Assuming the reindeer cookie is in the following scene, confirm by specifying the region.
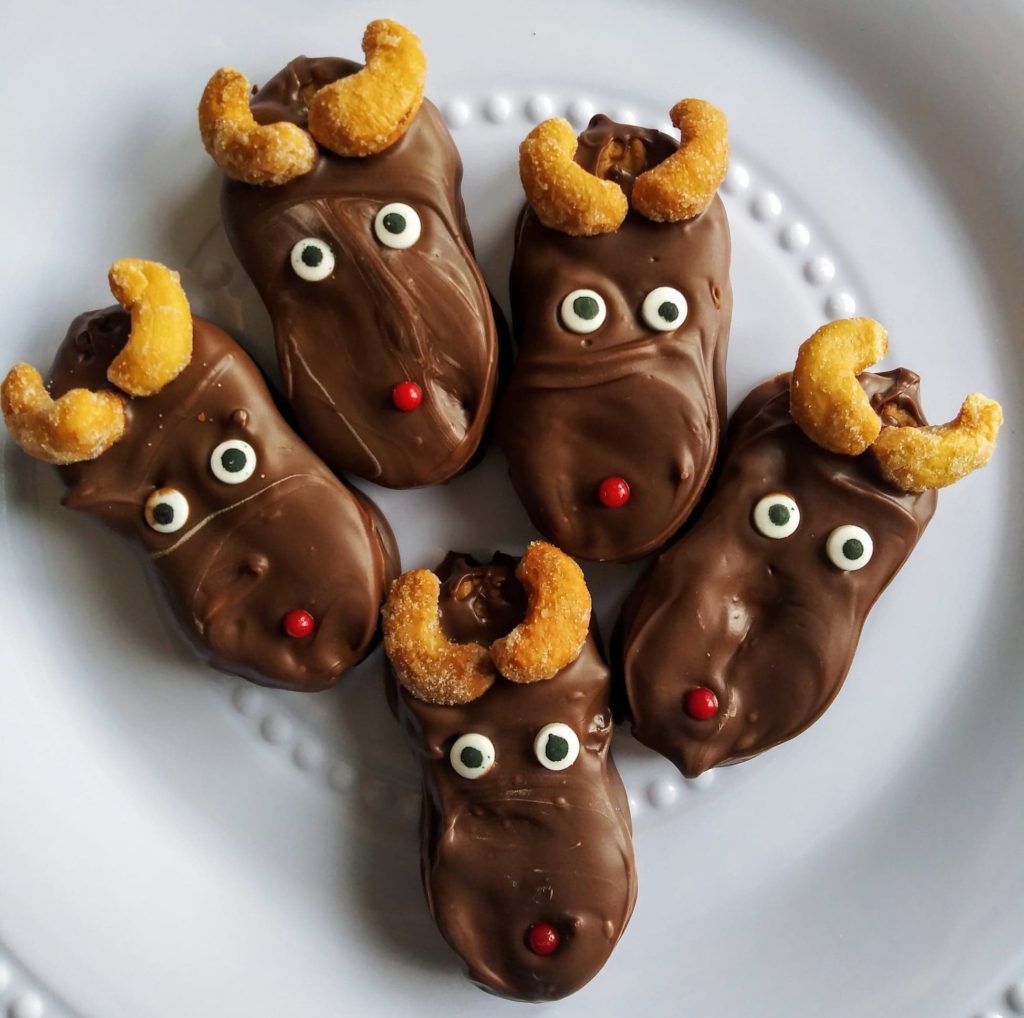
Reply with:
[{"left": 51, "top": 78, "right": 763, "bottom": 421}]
[
  {"left": 618, "top": 319, "right": 1002, "bottom": 776},
  {"left": 382, "top": 542, "right": 636, "bottom": 1002},
  {"left": 2, "top": 260, "right": 398, "bottom": 690},
  {"left": 198, "top": 20, "right": 502, "bottom": 488},
  {"left": 496, "top": 103, "right": 732, "bottom": 561}
]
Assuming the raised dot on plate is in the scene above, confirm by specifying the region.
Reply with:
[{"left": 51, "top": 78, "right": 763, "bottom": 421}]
[
  {"left": 8, "top": 994, "right": 44, "bottom": 1018},
  {"left": 525, "top": 94, "right": 553, "bottom": 121},
  {"left": 751, "top": 191, "right": 782, "bottom": 221},
  {"left": 293, "top": 739, "right": 325, "bottom": 772},
  {"left": 484, "top": 94, "right": 511, "bottom": 122},
  {"left": 974, "top": 1012, "right": 1005, "bottom": 1018},
  {"left": 231, "top": 683, "right": 264, "bottom": 718},
  {"left": 0, "top": 965, "right": 9, "bottom": 992},
  {"left": 328, "top": 761, "right": 356, "bottom": 793},
  {"left": 688, "top": 770, "right": 716, "bottom": 790},
  {"left": 613, "top": 108, "right": 636, "bottom": 124},
  {"left": 565, "top": 98, "right": 595, "bottom": 128},
  {"left": 804, "top": 256, "right": 836, "bottom": 285},
  {"left": 259, "top": 714, "right": 292, "bottom": 746},
  {"left": 1007, "top": 982, "right": 1024, "bottom": 1012},
  {"left": 646, "top": 778, "right": 679, "bottom": 809},
  {"left": 360, "top": 779, "right": 391, "bottom": 807},
  {"left": 627, "top": 796, "right": 641, "bottom": 817},
  {"left": 779, "top": 222, "right": 811, "bottom": 251},
  {"left": 826, "top": 292, "right": 857, "bottom": 317},
  {"left": 721, "top": 162, "right": 751, "bottom": 194},
  {"left": 443, "top": 99, "right": 471, "bottom": 129}
]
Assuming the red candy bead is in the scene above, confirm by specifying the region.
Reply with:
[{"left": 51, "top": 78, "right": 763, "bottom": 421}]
[
  {"left": 684, "top": 686, "right": 719, "bottom": 720},
  {"left": 283, "top": 609, "right": 315, "bottom": 639},
  {"left": 598, "top": 476, "right": 631, "bottom": 508},
  {"left": 391, "top": 380, "right": 423, "bottom": 412},
  {"left": 526, "top": 922, "right": 560, "bottom": 956}
]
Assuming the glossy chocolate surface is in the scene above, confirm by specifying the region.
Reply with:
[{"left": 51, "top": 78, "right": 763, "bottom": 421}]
[
  {"left": 618, "top": 370, "right": 937, "bottom": 776},
  {"left": 50, "top": 308, "right": 398, "bottom": 690},
  {"left": 497, "top": 115, "right": 732, "bottom": 561},
  {"left": 390, "top": 553, "right": 636, "bottom": 1001},
  {"left": 221, "top": 56, "right": 500, "bottom": 488}
]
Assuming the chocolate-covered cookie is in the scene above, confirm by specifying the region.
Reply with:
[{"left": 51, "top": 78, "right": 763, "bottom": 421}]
[
  {"left": 2, "top": 261, "right": 398, "bottom": 690},
  {"left": 618, "top": 319, "right": 1002, "bottom": 776},
  {"left": 382, "top": 545, "right": 636, "bottom": 1001},
  {"left": 200, "top": 21, "right": 501, "bottom": 488},
  {"left": 497, "top": 104, "right": 732, "bottom": 561}
]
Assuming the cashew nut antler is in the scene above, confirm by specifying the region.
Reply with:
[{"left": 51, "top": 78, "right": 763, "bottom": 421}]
[
  {"left": 2, "top": 259, "right": 193, "bottom": 465},
  {"left": 631, "top": 99, "right": 729, "bottom": 223},
  {"left": 789, "top": 318, "right": 1003, "bottom": 490},
  {"left": 519, "top": 118, "right": 629, "bottom": 237},
  {"left": 491, "top": 541, "right": 591, "bottom": 684},
  {"left": 308, "top": 19, "right": 427, "bottom": 157},
  {"left": 383, "top": 570, "right": 496, "bottom": 706}
]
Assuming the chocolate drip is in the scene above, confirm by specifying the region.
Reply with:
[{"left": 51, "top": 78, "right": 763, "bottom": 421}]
[
  {"left": 618, "top": 370, "right": 937, "bottom": 776},
  {"left": 221, "top": 56, "right": 501, "bottom": 488},
  {"left": 50, "top": 308, "right": 398, "bottom": 690},
  {"left": 389, "top": 553, "right": 637, "bottom": 1001},
  {"left": 497, "top": 115, "right": 732, "bottom": 561}
]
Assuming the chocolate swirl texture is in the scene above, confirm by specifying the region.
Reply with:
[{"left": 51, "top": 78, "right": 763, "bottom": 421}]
[
  {"left": 220, "top": 57, "right": 500, "bottom": 488},
  {"left": 497, "top": 115, "right": 732, "bottom": 561},
  {"left": 618, "top": 370, "right": 937, "bottom": 776},
  {"left": 50, "top": 308, "right": 398, "bottom": 690},
  {"left": 389, "top": 552, "right": 636, "bottom": 1001}
]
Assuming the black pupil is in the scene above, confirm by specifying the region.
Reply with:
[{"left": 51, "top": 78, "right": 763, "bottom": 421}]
[
  {"left": 658, "top": 300, "right": 680, "bottom": 322},
  {"left": 545, "top": 734, "right": 570, "bottom": 762},
  {"left": 221, "top": 448, "right": 247, "bottom": 473},
  {"left": 768, "top": 503, "right": 791, "bottom": 527},
  {"left": 842, "top": 538, "right": 864, "bottom": 561},
  {"left": 152, "top": 502, "right": 174, "bottom": 526},
  {"left": 573, "top": 295, "right": 600, "bottom": 320},
  {"left": 382, "top": 212, "right": 406, "bottom": 234},
  {"left": 301, "top": 244, "right": 324, "bottom": 267},
  {"left": 460, "top": 745, "right": 484, "bottom": 770}
]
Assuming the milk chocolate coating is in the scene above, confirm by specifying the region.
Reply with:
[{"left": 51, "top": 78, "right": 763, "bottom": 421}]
[
  {"left": 497, "top": 115, "right": 732, "bottom": 561},
  {"left": 220, "top": 56, "right": 500, "bottom": 488},
  {"left": 50, "top": 308, "right": 399, "bottom": 690},
  {"left": 618, "top": 370, "right": 937, "bottom": 776},
  {"left": 389, "top": 553, "right": 636, "bottom": 1001}
]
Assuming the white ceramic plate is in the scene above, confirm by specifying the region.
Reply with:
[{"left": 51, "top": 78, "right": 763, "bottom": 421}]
[{"left": 1, "top": 2, "right": 1022, "bottom": 1016}]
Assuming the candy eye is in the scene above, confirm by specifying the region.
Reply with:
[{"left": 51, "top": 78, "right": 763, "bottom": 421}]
[
  {"left": 534, "top": 723, "right": 580, "bottom": 771},
  {"left": 374, "top": 202, "right": 421, "bottom": 249},
  {"left": 641, "top": 286, "right": 688, "bottom": 331},
  {"left": 560, "top": 289, "right": 607, "bottom": 334},
  {"left": 449, "top": 733, "right": 495, "bottom": 779},
  {"left": 752, "top": 494, "right": 800, "bottom": 539},
  {"left": 210, "top": 439, "right": 257, "bottom": 485},
  {"left": 290, "top": 238, "right": 335, "bottom": 282},
  {"left": 826, "top": 525, "right": 874, "bottom": 571},
  {"left": 144, "top": 487, "right": 189, "bottom": 533}
]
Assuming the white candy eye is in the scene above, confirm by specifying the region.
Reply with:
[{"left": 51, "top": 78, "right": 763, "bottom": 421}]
[
  {"left": 450, "top": 733, "right": 495, "bottom": 779},
  {"left": 826, "top": 524, "right": 874, "bottom": 571},
  {"left": 753, "top": 494, "right": 800, "bottom": 539},
  {"left": 374, "top": 203, "right": 421, "bottom": 249},
  {"left": 534, "top": 723, "right": 580, "bottom": 771},
  {"left": 144, "top": 487, "right": 189, "bottom": 533},
  {"left": 290, "top": 238, "right": 335, "bottom": 281},
  {"left": 641, "top": 286, "right": 688, "bottom": 331},
  {"left": 210, "top": 439, "right": 257, "bottom": 484},
  {"left": 560, "top": 289, "right": 607, "bottom": 334}
]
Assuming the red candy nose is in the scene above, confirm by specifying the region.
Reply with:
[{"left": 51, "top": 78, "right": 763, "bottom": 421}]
[
  {"left": 598, "top": 476, "right": 631, "bottom": 508},
  {"left": 283, "top": 609, "right": 315, "bottom": 639},
  {"left": 391, "top": 380, "right": 423, "bottom": 412},
  {"left": 526, "top": 922, "right": 560, "bottom": 956},
  {"left": 684, "top": 686, "right": 719, "bottom": 720}
]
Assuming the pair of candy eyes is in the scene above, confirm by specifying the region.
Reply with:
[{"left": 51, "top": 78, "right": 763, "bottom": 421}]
[
  {"left": 560, "top": 286, "right": 687, "bottom": 335},
  {"left": 142, "top": 439, "right": 257, "bottom": 534},
  {"left": 449, "top": 724, "right": 580, "bottom": 779},
  {"left": 290, "top": 202, "right": 420, "bottom": 281},
  {"left": 752, "top": 494, "right": 873, "bottom": 571}
]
